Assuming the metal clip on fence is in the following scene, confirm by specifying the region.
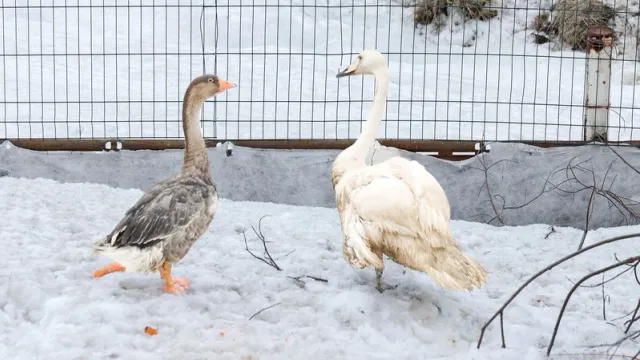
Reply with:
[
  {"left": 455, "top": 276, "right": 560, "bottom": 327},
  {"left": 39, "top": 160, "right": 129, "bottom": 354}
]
[
  {"left": 216, "top": 141, "right": 234, "bottom": 157},
  {"left": 474, "top": 142, "right": 491, "bottom": 155},
  {"left": 103, "top": 140, "right": 122, "bottom": 152}
]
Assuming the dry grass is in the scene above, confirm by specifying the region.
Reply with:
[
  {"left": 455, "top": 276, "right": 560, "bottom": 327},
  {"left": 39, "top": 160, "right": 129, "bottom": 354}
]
[
  {"left": 532, "top": 0, "right": 617, "bottom": 50},
  {"left": 409, "top": 0, "right": 498, "bottom": 30}
]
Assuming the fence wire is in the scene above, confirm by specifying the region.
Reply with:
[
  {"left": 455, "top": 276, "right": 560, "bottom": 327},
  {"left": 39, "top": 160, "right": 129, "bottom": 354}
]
[{"left": 1, "top": 0, "right": 639, "bottom": 143}]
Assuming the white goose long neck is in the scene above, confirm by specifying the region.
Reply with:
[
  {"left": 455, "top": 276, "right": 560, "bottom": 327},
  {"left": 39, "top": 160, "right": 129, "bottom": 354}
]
[{"left": 348, "top": 68, "right": 389, "bottom": 164}]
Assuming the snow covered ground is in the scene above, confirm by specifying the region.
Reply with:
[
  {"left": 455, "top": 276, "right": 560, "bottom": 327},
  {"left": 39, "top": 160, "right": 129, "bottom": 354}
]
[
  {"left": 1, "top": 0, "right": 640, "bottom": 142},
  {"left": 2, "top": 176, "right": 639, "bottom": 359}
]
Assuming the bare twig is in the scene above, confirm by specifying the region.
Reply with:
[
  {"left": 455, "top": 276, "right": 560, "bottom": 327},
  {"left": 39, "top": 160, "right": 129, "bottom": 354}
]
[
  {"left": 545, "top": 225, "right": 557, "bottom": 239},
  {"left": 568, "top": 265, "right": 636, "bottom": 289},
  {"left": 474, "top": 154, "right": 509, "bottom": 224},
  {"left": 547, "top": 256, "right": 640, "bottom": 356},
  {"left": 578, "top": 187, "right": 597, "bottom": 250},
  {"left": 549, "top": 352, "right": 639, "bottom": 359},
  {"left": 474, "top": 154, "right": 640, "bottom": 230},
  {"left": 471, "top": 155, "right": 563, "bottom": 225},
  {"left": 287, "top": 275, "right": 329, "bottom": 289},
  {"left": 606, "top": 145, "right": 640, "bottom": 176},
  {"left": 242, "top": 215, "right": 283, "bottom": 271},
  {"left": 588, "top": 329, "right": 640, "bottom": 359},
  {"left": 477, "top": 232, "right": 640, "bottom": 349},
  {"left": 288, "top": 275, "right": 328, "bottom": 283},
  {"left": 624, "top": 298, "right": 640, "bottom": 334},
  {"left": 607, "top": 306, "right": 640, "bottom": 325},
  {"left": 602, "top": 273, "right": 610, "bottom": 321},
  {"left": 249, "top": 302, "right": 281, "bottom": 320},
  {"left": 551, "top": 157, "right": 640, "bottom": 232},
  {"left": 563, "top": 261, "right": 640, "bottom": 324},
  {"left": 476, "top": 153, "right": 640, "bottom": 352},
  {"left": 275, "top": 249, "right": 296, "bottom": 260}
]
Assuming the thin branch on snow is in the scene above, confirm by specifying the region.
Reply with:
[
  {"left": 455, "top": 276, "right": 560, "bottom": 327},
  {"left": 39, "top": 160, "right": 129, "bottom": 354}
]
[
  {"left": 476, "top": 232, "right": 640, "bottom": 350},
  {"left": 249, "top": 302, "right": 281, "bottom": 320},
  {"left": 472, "top": 155, "right": 510, "bottom": 225},
  {"left": 470, "top": 154, "right": 566, "bottom": 225},
  {"left": 567, "top": 262, "right": 637, "bottom": 290},
  {"left": 242, "top": 215, "right": 283, "bottom": 271},
  {"left": 275, "top": 249, "right": 296, "bottom": 260},
  {"left": 475, "top": 152, "right": 640, "bottom": 354},
  {"left": 595, "top": 261, "right": 640, "bottom": 338},
  {"left": 551, "top": 351, "right": 640, "bottom": 359},
  {"left": 606, "top": 144, "right": 640, "bottom": 176},
  {"left": 586, "top": 329, "right": 640, "bottom": 359},
  {"left": 544, "top": 225, "right": 556, "bottom": 240},
  {"left": 240, "top": 217, "right": 328, "bottom": 289},
  {"left": 472, "top": 154, "right": 640, "bottom": 234},
  {"left": 287, "top": 275, "right": 329, "bottom": 289},
  {"left": 548, "top": 156, "right": 640, "bottom": 250},
  {"left": 564, "top": 253, "right": 640, "bottom": 322},
  {"left": 602, "top": 273, "right": 610, "bottom": 321},
  {"left": 624, "top": 299, "right": 640, "bottom": 335},
  {"left": 578, "top": 187, "right": 597, "bottom": 250},
  {"left": 555, "top": 157, "right": 639, "bottom": 250},
  {"left": 547, "top": 256, "right": 640, "bottom": 356}
]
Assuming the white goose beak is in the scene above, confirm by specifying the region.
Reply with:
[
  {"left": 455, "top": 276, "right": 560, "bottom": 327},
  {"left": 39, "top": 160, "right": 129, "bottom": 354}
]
[
  {"left": 336, "top": 65, "right": 357, "bottom": 78},
  {"left": 336, "top": 62, "right": 359, "bottom": 78}
]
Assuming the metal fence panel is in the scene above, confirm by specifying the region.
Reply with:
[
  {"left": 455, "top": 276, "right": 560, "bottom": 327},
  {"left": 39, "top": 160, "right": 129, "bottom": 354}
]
[{"left": 1, "top": 0, "right": 639, "bottom": 143}]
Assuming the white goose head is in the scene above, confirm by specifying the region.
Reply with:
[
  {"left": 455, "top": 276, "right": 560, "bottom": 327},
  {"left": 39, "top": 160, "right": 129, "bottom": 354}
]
[{"left": 336, "top": 49, "right": 388, "bottom": 78}]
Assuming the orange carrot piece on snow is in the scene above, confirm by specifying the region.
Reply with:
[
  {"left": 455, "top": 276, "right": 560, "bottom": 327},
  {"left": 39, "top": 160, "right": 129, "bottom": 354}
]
[{"left": 144, "top": 326, "right": 158, "bottom": 336}]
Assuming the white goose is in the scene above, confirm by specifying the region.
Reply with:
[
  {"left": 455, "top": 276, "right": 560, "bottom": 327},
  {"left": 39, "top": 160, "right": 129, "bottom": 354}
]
[{"left": 332, "top": 50, "right": 488, "bottom": 293}]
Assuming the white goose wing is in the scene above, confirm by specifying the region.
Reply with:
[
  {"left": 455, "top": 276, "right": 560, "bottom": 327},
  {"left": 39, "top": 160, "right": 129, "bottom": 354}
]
[
  {"left": 341, "top": 156, "right": 454, "bottom": 249},
  {"left": 338, "top": 157, "right": 489, "bottom": 290}
]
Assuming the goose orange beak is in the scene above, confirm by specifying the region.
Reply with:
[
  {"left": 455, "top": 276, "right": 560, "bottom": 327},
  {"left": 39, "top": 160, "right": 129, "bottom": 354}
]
[{"left": 218, "top": 78, "right": 237, "bottom": 93}]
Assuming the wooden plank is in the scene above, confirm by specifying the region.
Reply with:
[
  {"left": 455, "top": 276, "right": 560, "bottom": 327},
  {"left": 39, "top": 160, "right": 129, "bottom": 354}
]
[
  {"left": 4, "top": 138, "right": 479, "bottom": 152},
  {"left": 2, "top": 138, "right": 636, "bottom": 160}
]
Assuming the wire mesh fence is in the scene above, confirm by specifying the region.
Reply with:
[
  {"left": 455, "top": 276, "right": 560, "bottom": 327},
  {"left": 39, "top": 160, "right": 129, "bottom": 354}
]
[{"left": 0, "top": 0, "right": 639, "bottom": 144}]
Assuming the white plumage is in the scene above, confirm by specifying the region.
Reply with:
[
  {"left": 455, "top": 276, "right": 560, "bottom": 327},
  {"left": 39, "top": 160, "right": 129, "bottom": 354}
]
[{"left": 332, "top": 50, "right": 488, "bottom": 292}]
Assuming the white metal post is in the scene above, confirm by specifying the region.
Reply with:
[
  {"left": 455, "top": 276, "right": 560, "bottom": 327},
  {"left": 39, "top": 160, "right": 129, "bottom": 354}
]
[{"left": 584, "top": 25, "right": 614, "bottom": 142}]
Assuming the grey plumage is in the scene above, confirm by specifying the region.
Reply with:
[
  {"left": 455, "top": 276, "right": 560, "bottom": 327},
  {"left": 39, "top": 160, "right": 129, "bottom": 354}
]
[
  {"left": 91, "top": 74, "right": 236, "bottom": 293},
  {"left": 93, "top": 174, "right": 217, "bottom": 271}
]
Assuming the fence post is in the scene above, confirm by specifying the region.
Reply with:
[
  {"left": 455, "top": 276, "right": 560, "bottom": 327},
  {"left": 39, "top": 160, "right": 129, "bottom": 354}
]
[{"left": 584, "top": 25, "right": 614, "bottom": 142}]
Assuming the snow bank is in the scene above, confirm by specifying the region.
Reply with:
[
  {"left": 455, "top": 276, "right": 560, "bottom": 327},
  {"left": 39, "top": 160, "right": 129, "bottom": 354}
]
[{"left": 1, "top": 176, "right": 638, "bottom": 359}]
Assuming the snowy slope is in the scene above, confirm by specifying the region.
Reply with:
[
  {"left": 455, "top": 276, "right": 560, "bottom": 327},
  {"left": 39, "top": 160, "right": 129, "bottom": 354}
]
[
  {"left": 0, "top": 0, "right": 639, "bottom": 142},
  {"left": 1, "top": 176, "right": 639, "bottom": 359}
]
